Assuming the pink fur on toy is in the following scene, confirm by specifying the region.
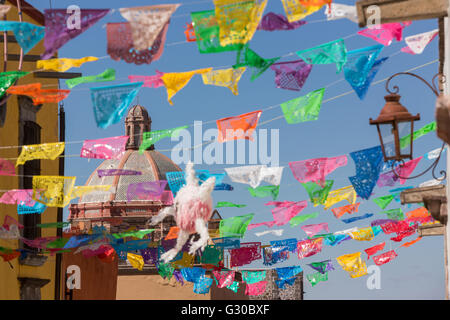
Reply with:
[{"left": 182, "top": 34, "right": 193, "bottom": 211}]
[{"left": 177, "top": 199, "right": 213, "bottom": 233}]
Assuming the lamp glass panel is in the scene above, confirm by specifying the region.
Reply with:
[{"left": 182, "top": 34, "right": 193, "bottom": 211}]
[
  {"left": 398, "top": 120, "right": 412, "bottom": 156},
  {"left": 379, "top": 122, "right": 396, "bottom": 159}
]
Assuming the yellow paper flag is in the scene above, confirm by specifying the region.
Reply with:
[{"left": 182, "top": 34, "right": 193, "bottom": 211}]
[
  {"left": 350, "top": 227, "right": 375, "bottom": 241},
  {"left": 37, "top": 56, "right": 99, "bottom": 72},
  {"left": 171, "top": 252, "right": 195, "bottom": 268},
  {"left": 323, "top": 185, "right": 357, "bottom": 210},
  {"left": 16, "top": 142, "right": 65, "bottom": 167},
  {"left": 32, "top": 175, "right": 76, "bottom": 208},
  {"left": 214, "top": 0, "right": 267, "bottom": 46},
  {"left": 336, "top": 252, "right": 368, "bottom": 278},
  {"left": 201, "top": 67, "right": 246, "bottom": 95},
  {"left": 161, "top": 68, "right": 212, "bottom": 105},
  {"left": 69, "top": 185, "right": 112, "bottom": 201},
  {"left": 127, "top": 253, "right": 144, "bottom": 271},
  {"left": 281, "top": 0, "right": 324, "bottom": 22}
]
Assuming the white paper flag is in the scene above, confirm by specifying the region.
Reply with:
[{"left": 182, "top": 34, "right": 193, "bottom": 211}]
[
  {"left": 425, "top": 147, "right": 444, "bottom": 160},
  {"left": 334, "top": 227, "right": 358, "bottom": 235},
  {"left": 324, "top": 3, "right": 358, "bottom": 23},
  {"left": 255, "top": 229, "right": 285, "bottom": 237},
  {"left": 419, "top": 179, "right": 442, "bottom": 188},
  {"left": 225, "top": 165, "right": 284, "bottom": 188},
  {"left": 401, "top": 29, "right": 438, "bottom": 55}
]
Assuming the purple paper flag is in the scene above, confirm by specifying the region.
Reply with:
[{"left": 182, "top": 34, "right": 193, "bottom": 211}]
[
  {"left": 270, "top": 60, "right": 312, "bottom": 91},
  {"left": 258, "top": 12, "right": 307, "bottom": 31},
  {"left": 126, "top": 181, "right": 168, "bottom": 201},
  {"left": 42, "top": 9, "right": 110, "bottom": 59},
  {"left": 97, "top": 169, "right": 142, "bottom": 178}
]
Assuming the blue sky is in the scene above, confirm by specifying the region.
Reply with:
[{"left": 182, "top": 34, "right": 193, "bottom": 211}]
[{"left": 27, "top": 0, "right": 446, "bottom": 299}]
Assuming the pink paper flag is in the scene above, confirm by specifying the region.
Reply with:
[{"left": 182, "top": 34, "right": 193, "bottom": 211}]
[
  {"left": 21, "top": 236, "right": 58, "bottom": 249},
  {"left": 0, "top": 189, "right": 35, "bottom": 206},
  {"left": 245, "top": 281, "right": 268, "bottom": 296},
  {"left": 247, "top": 221, "right": 276, "bottom": 230},
  {"left": 297, "top": 238, "right": 323, "bottom": 259},
  {"left": 357, "top": 22, "right": 411, "bottom": 46},
  {"left": 377, "top": 171, "right": 398, "bottom": 187},
  {"left": 230, "top": 242, "right": 261, "bottom": 267},
  {"left": 266, "top": 200, "right": 308, "bottom": 226},
  {"left": 80, "top": 135, "right": 129, "bottom": 160},
  {"left": 0, "top": 158, "right": 15, "bottom": 176},
  {"left": 212, "top": 270, "right": 235, "bottom": 288},
  {"left": 372, "top": 250, "right": 398, "bottom": 266},
  {"left": 397, "top": 157, "right": 422, "bottom": 184},
  {"left": 128, "top": 71, "right": 165, "bottom": 88},
  {"left": 3, "top": 215, "right": 24, "bottom": 231},
  {"left": 301, "top": 222, "right": 329, "bottom": 237},
  {"left": 289, "top": 155, "right": 347, "bottom": 186}
]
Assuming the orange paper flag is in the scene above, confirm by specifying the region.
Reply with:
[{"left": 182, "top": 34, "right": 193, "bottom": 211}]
[
  {"left": 331, "top": 203, "right": 360, "bottom": 219},
  {"left": 7, "top": 83, "right": 70, "bottom": 105},
  {"left": 401, "top": 237, "right": 422, "bottom": 248},
  {"left": 165, "top": 226, "right": 180, "bottom": 240},
  {"left": 406, "top": 207, "right": 430, "bottom": 220},
  {"left": 217, "top": 110, "right": 262, "bottom": 143}
]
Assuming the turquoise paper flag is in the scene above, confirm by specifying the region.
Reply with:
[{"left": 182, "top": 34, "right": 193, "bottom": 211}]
[
  {"left": 66, "top": 69, "right": 116, "bottom": 89},
  {"left": 242, "top": 271, "right": 266, "bottom": 284},
  {"left": 281, "top": 88, "right": 325, "bottom": 124},
  {"left": 343, "top": 45, "right": 384, "bottom": 88},
  {"left": 296, "top": 39, "right": 347, "bottom": 73},
  {"left": 351, "top": 57, "right": 388, "bottom": 100},
  {"left": 307, "top": 271, "right": 328, "bottom": 287},
  {"left": 233, "top": 45, "right": 280, "bottom": 81},
  {"left": 90, "top": 82, "right": 143, "bottom": 129},
  {"left": 0, "top": 21, "right": 45, "bottom": 54},
  {"left": 248, "top": 185, "right": 280, "bottom": 200}
]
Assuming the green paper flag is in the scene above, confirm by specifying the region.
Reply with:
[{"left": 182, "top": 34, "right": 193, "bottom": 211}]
[
  {"left": 248, "top": 185, "right": 280, "bottom": 200},
  {"left": 380, "top": 208, "right": 404, "bottom": 221},
  {"left": 0, "top": 71, "right": 29, "bottom": 99},
  {"left": 65, "top": 68, "right": 116, "bottom": 89},
  {"left": 216, "top": 201, "right": 247, "bottom": 208},
  {"left": 233, "top": 45, "right": 280, "bottom": 81},
  {"left": 200, "top": 245, "right": 223, "bottom": 266},
  {"left": 227, "top": 281, "right": 240, "bottom": 293},
  {"left": 307, "top": 271, "right": 328, "bottom": 287},
  {"left": 45, "top": 238, "right": 69, "bottom": 249},
  {"left": 219, "top": 213, "right": 254, "bottom": 238},
  {"left": 191, "top": 10, "right": 243, "bottom": 54},
  {"left": 296, "top": 39, "right": 347, "bottom": 73},
  {"left": 400, "top": 121, "right": 436, "bottom": 149},
  {"left": 158, "top": 262, "right": 175, "bottom": 280},
  {"left": 281, "top": 88, "right": 325, "bottom": 124},
  {"left": 242, "top": 270, "right": 266, "bottom": 284},
  {"left": 373, "top": 195, "right": 395, "bottom": 209},
  {"left": 139, "top": 125, "right": 189, "bottom": 154},
  {"left": 37, "top": 222, "right": 70, "bottom": 228},
  {"left": 301, "top": 180, "right": 334, "bottom": 206},
  {"left": 289, "top": 212, "right": 319, "bottom": 227},
  {"left": 111, "top": 229, "right": 155, "bottom": 239}
]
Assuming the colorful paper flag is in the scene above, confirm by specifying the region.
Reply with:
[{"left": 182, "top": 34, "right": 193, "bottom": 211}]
[
  {"left": 217, "top": 110, "right": 262, "bottom": 143},
  {"left": 219, "top": 213, "right": 254, "bottom": 238},
  {"left": 402, "top": 29, "right": 438, "bottom": 54},
  {"left": 289, "top": 212, "right": 319, "bottom": 227},
  {"left": 248, "top": 185, "right": 280, "bottom": 200},
  {"left": 201, "top": 67, "right": 246, "bottom": 95},
  {"left": 297, "top": 238, "right": 323, "bottom": 259},
  {"left": 80, "top": 136, "right": 129, "bottom": 160},
  {"left": 372, "top": 250, "right": 398, "bottom": 266},
  {"left": 233, "top": 45, "right": 280, "bottom": 81},
  {"left": 128, "top": 71, "right": 165, "bottom": 88},
  {"left": 281, "top": 88, "right": 325, "bottom": 124},
  {"left": 0, "top": 71, "right": 29, "bottom": 99},
  {"left": 139, "top": 125, "right": 188, "bottom": 154},
  {"left": 323, "top": 185, "right": 357, "bottom": 210},
  {"left": 66, "top": 68, "right": 116, "bottom": 89},
  {"left": 270, "top": 59, "right": 312, "bottom": 91},
  {"left": 301, "top": 222, "right": 329, "bottom": 237},
  {"left": 302, "top": 180, "right": 334, "bottom": 206},
  {"left": 16, "top": 142, "right": 65, "bottom": 167},
  {"left": 37, "top": 56, "right": 98, "bottom": 72},
  {"left": 336, "top": 252, "right": 368, "bottom": 278},
  {"left": 357, "top": 22, "right": 411, "bottom": 46},
  {"left": 32, "top": 175, "right": 76, "bottom": 208},
  {"left": 258, "top": 12, "right": 307, "bottom": 31},
  {"left": 307, "top": 271, "right": 328, "bottom": 287},
  {"left": 162, "top": 68, "right": 212, "bottom": 105},
  {"left": 281, "top": 0, "right": 327, "bottom": 22},
  {"left": 289, "top": 155, "right": 346, "bottom": 186},
  {"left": 296, "top": 39, "right": 347, "bottom": 73},
  {"left": 0, "top": 21, "right": 45, "bottom": 54}
]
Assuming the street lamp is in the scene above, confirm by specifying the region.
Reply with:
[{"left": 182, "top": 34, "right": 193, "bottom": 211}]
[{"left": 370, "top": 72, "right": 446, "bottom": 181}]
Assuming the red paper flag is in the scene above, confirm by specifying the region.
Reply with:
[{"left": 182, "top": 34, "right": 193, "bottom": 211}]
[
  {"left": 364, "top": 242, "right": 385, "bottom": 260},
  {"left": 331, "top": 203, "right": 360, "bottom": 219},
  {"left": 401, "top": 237, "right": 422, "bottom": 248},
  {"left": 217, "top": 110, "right": 262, "bottom": 143},
  {"left": 372, "top": 250, "right": 398, "bottom": 266}
]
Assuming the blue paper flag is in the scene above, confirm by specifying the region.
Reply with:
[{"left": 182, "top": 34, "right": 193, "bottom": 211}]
[
  {"left": 323, "top": 234, "right": 351, "bottom": 246},
  {"left": 90, "top": 82, "right": 143, "bottom": 129},
  {"left": 0, "top": 21, "right": 45, "bottom": 54},
  {"left": 341, "top": 213, "right": 374, "bottom": 224},
  {"left": 276, "top": 266, "right": 303, "bottom": 280},
  {"left": 166, "top": 170, "right": 226, "bottom": 196},
  {"left": 193, "top": 276, "right": 213, "bottom": 294},
  {"left": 275, "top": 277, "right": 296, "bottom": 289},
  {"left": 344, "top": 45, "right": 384, "bottom": 88},
  {"left": 349, "top": 146, "right": 384, "bottom": 199},
  {"left": 351, "top": 57, "right": 389, "bottom": 100},
  {"left": 181, "top": 267, "right": 206, "bottom": 283},
  {"left": 270, "top": 238, "right": 298, "bottom": 253},
  {"left": 17, "top": 201, "right": 47, "bottom": 214}
]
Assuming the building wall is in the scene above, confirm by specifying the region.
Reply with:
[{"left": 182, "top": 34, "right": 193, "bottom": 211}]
[{"left": 0, "top": 4, "right": 60, "bottom": 300}]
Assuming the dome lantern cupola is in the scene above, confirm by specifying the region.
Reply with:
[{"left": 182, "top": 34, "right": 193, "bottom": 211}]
[{"left": 124, "top": 105, "right": 153, "bottom": 150}]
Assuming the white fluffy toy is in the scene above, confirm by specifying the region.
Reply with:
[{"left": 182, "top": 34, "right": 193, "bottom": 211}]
[{"left": 149, "top": 161, "right": 216, "bottom": 263}]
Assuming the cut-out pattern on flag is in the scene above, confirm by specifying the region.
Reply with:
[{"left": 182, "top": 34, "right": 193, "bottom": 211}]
[
  {"left": 127, "top": 253, "right": 144, "bottom": 271},
  {"left": 214, "top": 0, "right": 267, "bottom": 46},
  {"left": 331, "top": 203, "right": 360, "bottom": 219},
  {"left": 0, "top": 189, "right": 34, "bottom": 206},
  {"left": 270, "top": 59, "right": 312, "bottom": 91},
  {"left": 119, "top": 4, "right": 180, "bottom": 51},
  {"left": 0, "top": 158, "right": 15, "bottom": 176},
  {"left": 308, "top": 259, "right": 334, "bottom": 274},
  {"left": 224, "top": 165, "right": 283, "bottom": 188},
  {"left": 7, "top": 83, "right": 70, "bottom": 105},
  {"left": 37, "top": 56, "right": 98, "bottom": 72},
  {"left": 336, "top": 252, "right": 368, "bottom": 278},
  {"left": 226, "top": 281, "right": 240, "bottom": 292},
  {"left": 297, "top": 238, "right": 323, "bottom": 259},
  {"left": 219, "top": 213, "right": 254, "bottom": 238},
  {"left": 402, "top": 29, "right": 439, "bottom": 54},
  {"left": 406, "top": 207, "right": 430, "bottom": 221},
  {"left": 357, "top": 22, "right": 411, "bottom": 46},
  {"left": 158, "top": 263, "right": 175, "bottom": 280},
  {"left": 271, "top": 238, "right": 298, "bottom": 253},
  {"left": 395, "top": 157, "right": 422, "bottom": 184},
  {"left": 0, "top": 71, "right": 29, "bottom": 99},
  {"left": 350, "top": 227, "right": 375, "bottom": 241},
  {"left": 390, "top": 224, "right": 417, "bottom": 242},
  {"left": 90, "top": 82, "right": 143, "bottom": 128},
  {"left": 80, "top": 136, "right": 129, "bottom": 160},
  {"left": 352, "top": 57, "right": 388, "bottom": 100},
  {"left": 166, "top": 170, "right": 225, "bottom": 196},
  {"left": 16, "top": 142, "right": 65, "bottom": 167},
  {"left": 281, "top": 88, "right": 325, "bottom": 124},
  {"left": 200, "top": 245, "right": 223, "bottom": 266},
  {"left": 263, "top": 245, "right": 290, "bottom": 265},
  {"left": 301, "top": 222, "right": 329, "bottom": 237},
  {"left": 349, "top": 146, "right": 384, "bottom": 200},
  {"left": 171, "top": 252, "right": 195, "bottom": 269},
  {"left": 324, "top": 234, "right": 351, "bottom": 246},
  {"left": 344, "top": 45, "right": 384, "bottom": 88},
  {"left": 364, "top": 242, "right": 385, "bottom": 260},
  {"left": 372, "top": 250, "right": 397, "bottom": 266},
  {"left": 139, "top": 125, "right": 188, "bottom": 154},
  {"left": 126, "top": 181, "right": 167, "bottom": 201},
  {"left": 213, "top": 270, "right": 235, "bottom": 288},
  {"left": 289, "top": 155, "right": 346, "bottom": 186},
  {"left": 342, "top": 213, "right": 374, "bottom": 224},
  {"left": 325, "top": 3, "right": 358, "bottom": 23},
  {"left": 129, "top": 71, "right": 165, "bottom": 88},
  {"left": 233, "top": 45, "right": 280, "bottom": 81},
  {"left": 230, "top": 242, "right": 261, "bottom": 267},
  {"left": 184, "top": 22, "right": 196, "bottom": 42},
  {"left": 0, "top": 21, "right": 45, "bottom": 54},
  {"left": 266, "top": 200, "right": 308, "bottom": 226},
  {"left": 217, "top": 110, "right": 262, "bottom": 143},
  {"left": 289, "top": 212, "right": 319, "bottom": 227},
  {"left": 380, "top": 208, "right": 404, "bottom": 221},
  {"left": 302, "top": 180, "right": 334, "bottom": 206},
  {"left": 248, "top": 185, "right": 280, "bottom": 200},
  {"left": 275, "top": 276, "right": 296, "bottom": 289},
  {"left": 296, "top": 39, "right": 347, "bottom": 73},
  {"left": 70, "top": 185, "right": 112, "bottom": 201},
  {"left": 281, "top": 0, "right": 326, "bottom": 22},
  {"left": 42, "top": 9, "right": 110, "bottom": 59},
  {"left": 380, "top": 220, "right": 409, "bottom": 234},
  {"left": 276, "top": 266, "right": 303, "bottom": 282},
  {"left": 191, "top": 9, "right": 244, "bottom": 54},
  {"left": 323, "top": 185, "right": 357, "bottom": 210},
  {"left": 97, "top": 169, "right": 141, "bottom": 178},
  {"left": 66, "top": 69, "right": 116, "bottom": 89},
  {"left": 32, "top": 176, "right": 76, "bottom": 208},
  {"left": 242, "top": 270, "right": 267, "bottom": 284},
  {"left": 245, "top": 281, "right": 267, "bottom": 296},
  {"left": 258, "top": 12, "right": 307, "bottom": 31},
  {"left": 17, "top": 201, "right": 47, "bottom": 215},
  {"left": 400, "top": 121, "right": 436, "bottom": 149},
  {"left": 162, "top": 68, "right": 212, "bottom": 105},
  {"left": 107, "top": 21, "right": 169, "bottom": 65},
  {"left": 307, "top": 271, "right": 328, "bottom": 287},
  {"left": 201, "top": 67, "right": 246, "bottom": 95}
]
